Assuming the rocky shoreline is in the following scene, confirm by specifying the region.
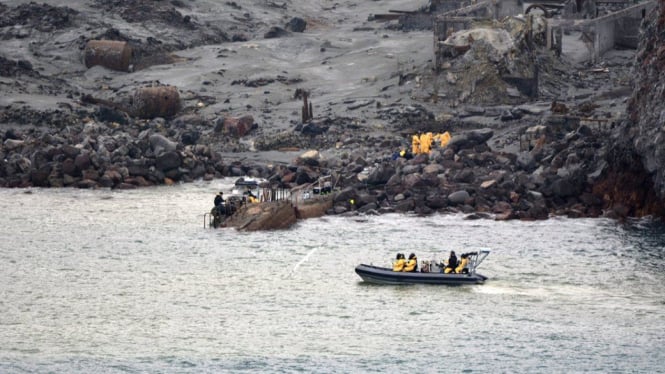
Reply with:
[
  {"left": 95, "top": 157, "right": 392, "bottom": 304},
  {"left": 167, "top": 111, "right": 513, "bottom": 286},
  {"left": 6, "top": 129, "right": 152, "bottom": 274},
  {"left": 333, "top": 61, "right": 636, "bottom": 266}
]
[{"left": 1, "top": 0, "right": 665, "bottom": 221}]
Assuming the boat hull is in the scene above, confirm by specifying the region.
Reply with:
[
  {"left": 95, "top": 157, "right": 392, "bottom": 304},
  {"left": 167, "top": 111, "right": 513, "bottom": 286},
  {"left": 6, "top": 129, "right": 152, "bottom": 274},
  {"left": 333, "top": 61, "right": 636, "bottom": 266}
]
[{"left": 355, "top": 264, "right": 487, "bottom": 285}]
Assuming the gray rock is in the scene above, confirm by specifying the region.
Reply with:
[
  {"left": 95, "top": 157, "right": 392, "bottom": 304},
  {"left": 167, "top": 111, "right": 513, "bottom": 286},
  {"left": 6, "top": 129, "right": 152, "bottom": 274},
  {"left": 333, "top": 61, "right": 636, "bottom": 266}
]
[
  {"left": 155, "top": 151, "right": 181, "bottom": 171},
  {"left": 149, "top": 134, "right": 177, "bottom": 156},
  {"left": 422, "top": 163, "right": 444, "bottom": 175},
  {"left": 448, "top": 190, "right": 470, "bottom": 205},
  {"left": 401, "top": 164, "right": 421, "bottom": 175},
  {"left": 366, "top": 163, "right": 395, "bottom": 185},
  {"left": 3, "top": 139, "right": 24, "bottom": 151},
  {"left": 516, "top": 152, "right": 536, "bottom": 172},
  {"left": 264, "top": 26, "right": 288, "bottom": 38},
  {"left": 550, "top": 178, "right": 579, "bottom": 198},
  {"left": 453, "top": 169, "right": 474, "bottom": 183},
  {"left": 448, "top": 128, "right": 494, "bottom": 151},
  {"left": 286, "top": 16, "right": 307, "bottom": 32},
  {"left": 74, "top": 152, "right": 91, "bottom": 171},
  {"left": 425, "top": 194, "right": 447, "bottom": 209}
]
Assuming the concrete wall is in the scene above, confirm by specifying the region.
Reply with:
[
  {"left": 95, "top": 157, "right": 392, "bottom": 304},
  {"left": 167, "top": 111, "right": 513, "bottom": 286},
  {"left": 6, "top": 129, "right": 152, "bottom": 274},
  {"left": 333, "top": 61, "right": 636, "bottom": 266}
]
[
  {"left": 498, "top": 0, "right": 522, "bottom": 17},
  {"left": 592, "top": 0, "right": 655, "bottom": 60},
  {"left": 400, "top": 13, "right": 434, "bottom": 30},
  {"left": 547, "top": 0, "right": 655, "bottom": 62},
  {"left": 431, "top": 0, "right": 474, "bottom": 13},
  {"left": 595, "top": 17, "right": 616, "bottom": 58},
  {"left": 614, "top": 16, "right": 643, "bottom": 48}
]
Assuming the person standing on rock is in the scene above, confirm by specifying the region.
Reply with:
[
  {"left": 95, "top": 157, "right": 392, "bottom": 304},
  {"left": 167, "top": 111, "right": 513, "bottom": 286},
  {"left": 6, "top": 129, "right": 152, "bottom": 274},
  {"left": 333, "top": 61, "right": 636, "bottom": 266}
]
[
  {"left": 214, "top": 192, "right": 225, "bottom": 215},
  {"left": 412, "top": 133, "right": 421, "bottom": 155},
  {"left": 436, "top": 131, "right": 451, "bottom": 148},
  {"left": 420, "top": 132, "right": 433, "bottom": 154},
  {"left": 214, "top": 191, "right": 225, "bottom": 206}
]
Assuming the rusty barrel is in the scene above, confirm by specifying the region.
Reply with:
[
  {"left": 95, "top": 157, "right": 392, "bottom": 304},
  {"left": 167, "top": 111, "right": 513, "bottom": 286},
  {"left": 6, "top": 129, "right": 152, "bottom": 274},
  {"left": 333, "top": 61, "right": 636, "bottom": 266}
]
[
  {"left": 84, "top": 40, "right": 132, "bottom": 72},
  {"left": 130, "top": 86, "right": 181, "bottom": 119}
]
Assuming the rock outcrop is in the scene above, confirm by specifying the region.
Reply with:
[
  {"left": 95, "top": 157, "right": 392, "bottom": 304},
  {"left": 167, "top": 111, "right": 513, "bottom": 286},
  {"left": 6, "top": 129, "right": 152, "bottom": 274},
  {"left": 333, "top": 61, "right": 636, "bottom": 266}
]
[
  {"left": 626, "top": 1, "right": 665, "bottom": 202},
  {"left": 224, "top": 201, "right": 297, "bottom": 231}
]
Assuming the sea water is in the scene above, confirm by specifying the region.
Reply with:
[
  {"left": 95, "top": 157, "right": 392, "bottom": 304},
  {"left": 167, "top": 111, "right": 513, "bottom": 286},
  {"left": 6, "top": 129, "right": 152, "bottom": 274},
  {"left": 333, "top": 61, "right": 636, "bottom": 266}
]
[{"left": 1, "top": 179, "right": 664, "bottom": 373}]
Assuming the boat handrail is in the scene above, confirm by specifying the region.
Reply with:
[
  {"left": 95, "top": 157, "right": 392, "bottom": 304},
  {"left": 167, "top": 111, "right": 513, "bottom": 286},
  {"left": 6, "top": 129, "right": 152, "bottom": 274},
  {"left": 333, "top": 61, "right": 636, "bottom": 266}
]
[
  {"left": 469, "top": 249, "right": 490, "bottom": 274},
  {"left": 475, "top": 249, "right": 490, "bottom": 267}
]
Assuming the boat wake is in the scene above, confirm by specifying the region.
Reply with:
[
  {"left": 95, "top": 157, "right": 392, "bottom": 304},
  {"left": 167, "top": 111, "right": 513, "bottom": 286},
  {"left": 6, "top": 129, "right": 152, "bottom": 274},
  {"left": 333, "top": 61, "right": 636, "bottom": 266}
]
[{"left": 286, "top": 246, "right": 320, "bottom": 278}]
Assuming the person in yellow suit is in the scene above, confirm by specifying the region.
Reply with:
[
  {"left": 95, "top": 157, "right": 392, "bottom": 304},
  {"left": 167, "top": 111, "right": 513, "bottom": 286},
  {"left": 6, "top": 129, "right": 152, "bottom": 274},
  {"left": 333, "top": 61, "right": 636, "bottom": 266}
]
[
  {"left": 403, "top": 253, "right": 418, "bottom": 272},
  {"left": 411, "top": 134, "right": 420, "bottom": 155},
  {"left": 392, "top": 253, "right": 406, "bottom": 272},
  {"left": 246, "top": 189, "right": 259, "bottom": 203},
  {"left": 455, "top": 253, "right": 469, "bottom": 274},
  {"left": 419, "top": 132, "right": 431, "bottom": 154},
  {"left": 437, "top": 131, "right": 451, "bottom": 148}
]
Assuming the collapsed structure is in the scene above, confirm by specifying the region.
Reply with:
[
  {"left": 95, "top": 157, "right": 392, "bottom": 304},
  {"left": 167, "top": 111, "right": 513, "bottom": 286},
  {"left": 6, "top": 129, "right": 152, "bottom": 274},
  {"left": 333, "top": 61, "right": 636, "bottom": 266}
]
[
  {"left": 376, "top": 0, "right": 655, "bottom": 106},
  {"left": 430, "top": 0, "right": 654, "bottom": 103}
]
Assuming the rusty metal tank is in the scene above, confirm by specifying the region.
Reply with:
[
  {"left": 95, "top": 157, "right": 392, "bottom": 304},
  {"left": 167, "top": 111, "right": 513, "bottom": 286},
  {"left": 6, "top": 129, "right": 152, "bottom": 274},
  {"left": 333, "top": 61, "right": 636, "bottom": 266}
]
[
  {"left": 84, "top": 40, "right": 132, "bottom": 72},
  {"left": 130, "top": 85, "right": 181, "bottom": 119}
]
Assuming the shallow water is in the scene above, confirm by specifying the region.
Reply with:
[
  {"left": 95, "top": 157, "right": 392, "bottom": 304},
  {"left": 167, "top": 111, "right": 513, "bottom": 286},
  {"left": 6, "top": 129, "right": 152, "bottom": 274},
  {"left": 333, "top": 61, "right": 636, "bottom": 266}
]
[{"left": 1, "top": 180, "right": 664, "bottom": 373}]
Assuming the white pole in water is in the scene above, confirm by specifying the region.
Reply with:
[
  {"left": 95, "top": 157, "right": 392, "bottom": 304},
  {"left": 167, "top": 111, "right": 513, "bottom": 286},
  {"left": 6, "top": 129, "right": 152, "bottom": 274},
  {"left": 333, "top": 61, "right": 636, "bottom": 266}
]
[{"left": 288, "top": 247, "right": 320, "bottom": 277}]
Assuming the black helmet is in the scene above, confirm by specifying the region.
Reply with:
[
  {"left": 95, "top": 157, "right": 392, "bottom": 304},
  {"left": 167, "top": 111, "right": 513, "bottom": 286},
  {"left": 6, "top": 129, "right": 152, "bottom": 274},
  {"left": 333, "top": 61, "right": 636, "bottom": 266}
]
[{"left": 409, "top": 253, "right": 416, "bottom": 259}]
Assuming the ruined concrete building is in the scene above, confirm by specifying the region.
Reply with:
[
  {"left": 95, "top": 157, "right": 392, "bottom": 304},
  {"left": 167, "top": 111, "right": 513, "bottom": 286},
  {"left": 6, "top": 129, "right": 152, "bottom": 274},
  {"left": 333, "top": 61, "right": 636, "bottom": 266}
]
[{"left": 431, "top": 0, "right": 656, "bottom": 66}]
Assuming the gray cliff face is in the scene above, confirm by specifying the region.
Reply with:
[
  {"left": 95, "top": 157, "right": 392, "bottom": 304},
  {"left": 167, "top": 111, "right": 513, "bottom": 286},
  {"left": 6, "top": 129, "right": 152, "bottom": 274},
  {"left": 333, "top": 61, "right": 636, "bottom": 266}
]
[{"left": 628, "top": 1, "right": 665, "bottom": 199}]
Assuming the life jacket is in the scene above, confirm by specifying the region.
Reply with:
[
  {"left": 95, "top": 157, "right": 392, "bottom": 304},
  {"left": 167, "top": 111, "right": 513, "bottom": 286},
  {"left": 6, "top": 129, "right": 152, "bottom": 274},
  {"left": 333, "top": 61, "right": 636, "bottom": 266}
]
[
  {"left": 455, "top": 257, "right": 469, "bottom": 274},
  {"left": 404, "top": 258, "right": 417, "bottom": 272},
  {"left": 393, "top": 259, "right": 406, "bottom": 272}
]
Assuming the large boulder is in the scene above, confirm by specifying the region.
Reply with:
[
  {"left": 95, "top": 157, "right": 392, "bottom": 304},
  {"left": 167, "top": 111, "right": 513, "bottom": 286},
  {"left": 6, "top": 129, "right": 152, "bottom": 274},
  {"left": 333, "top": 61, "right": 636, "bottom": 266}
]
[
  {"left": 149, "top": 134, "right": 177, "bottom": 156},
  {"left": 297, "top": 150, "right": 322, "bottom": 167},
  {"left": 286, "top": 17, "right": 307, "bottom": 32},
  {"left": 448, "top": 128, "right": 494, "bottom": 151},
  {"left": 155, "top": 151, "right": 181, "bottom": 171},
  {"left": 366, "top": 163, "right": 395, "bottom": 185},
  {"left": 295, "top": 198, "right": 333, "bottom": 219},
  {"left": 219, "top": 115, "right": 255, "bottom": 137},
  {"left": 225, "top": 201, "right": 297, "bottom": 231},
  {"left": 448, "top": 190, "right": 470, "bottom": 205}
]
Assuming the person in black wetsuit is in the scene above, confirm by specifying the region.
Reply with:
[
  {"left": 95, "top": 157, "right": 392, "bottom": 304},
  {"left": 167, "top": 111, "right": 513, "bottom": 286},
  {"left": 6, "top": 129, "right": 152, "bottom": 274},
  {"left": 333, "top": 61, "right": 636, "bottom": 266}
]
[
  {"left": 444, "top": 251, "right": 458, "bottom": 274},
  {"left": 214, "top": 192, "right": 224, "bottom": 207},
  {"left": 214, "top": 192, "right": 226, "bottom": 216}
]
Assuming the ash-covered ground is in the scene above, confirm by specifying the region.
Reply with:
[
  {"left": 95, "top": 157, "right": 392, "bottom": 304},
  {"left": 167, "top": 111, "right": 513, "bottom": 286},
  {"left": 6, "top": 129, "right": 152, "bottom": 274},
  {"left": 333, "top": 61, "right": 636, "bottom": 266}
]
[{"left": 2, "top": 0, "right": 653, "bottom": 219}]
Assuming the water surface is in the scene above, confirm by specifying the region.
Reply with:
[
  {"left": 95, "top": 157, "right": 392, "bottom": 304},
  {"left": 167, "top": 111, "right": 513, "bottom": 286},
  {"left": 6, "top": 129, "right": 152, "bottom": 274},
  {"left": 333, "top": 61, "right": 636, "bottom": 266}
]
[{"left": 1, "top": 181, "right": 663, "bottom": 372}]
